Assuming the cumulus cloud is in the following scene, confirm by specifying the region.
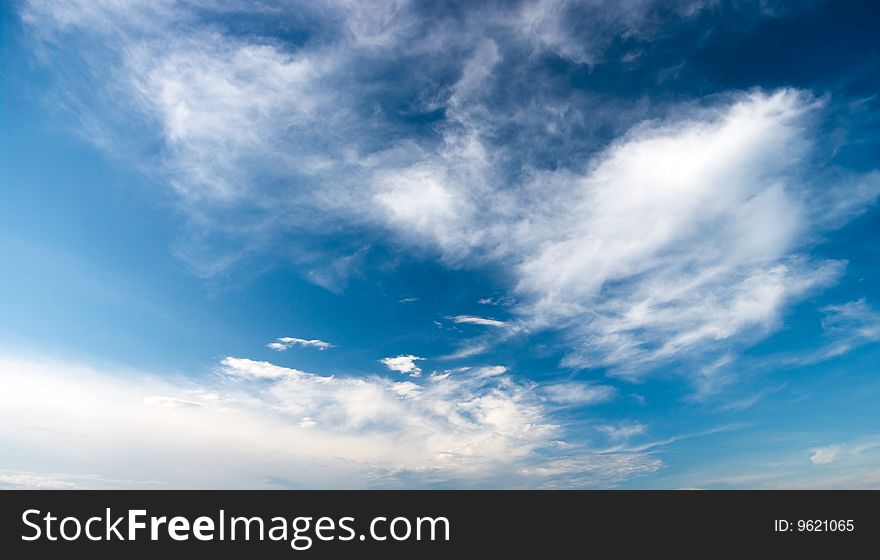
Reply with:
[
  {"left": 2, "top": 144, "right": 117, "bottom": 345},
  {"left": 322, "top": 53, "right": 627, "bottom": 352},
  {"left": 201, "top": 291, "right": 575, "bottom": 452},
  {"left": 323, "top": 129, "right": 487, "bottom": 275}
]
[
  {"left": 0, "top": 354, "right": 662, "bottom": 488},
  {"left": 267, "top": 337, "right": 334, "bottom": 351},
  {"left": 380, "top": 354, "right": 426, "bottom": 377}
]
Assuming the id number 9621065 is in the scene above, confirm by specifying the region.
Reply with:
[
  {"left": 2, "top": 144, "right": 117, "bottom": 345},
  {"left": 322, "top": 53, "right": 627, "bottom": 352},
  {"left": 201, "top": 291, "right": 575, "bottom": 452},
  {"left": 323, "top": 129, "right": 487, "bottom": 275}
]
[{"left": 774, "top": 519, "right": 854, "bottom": 532}]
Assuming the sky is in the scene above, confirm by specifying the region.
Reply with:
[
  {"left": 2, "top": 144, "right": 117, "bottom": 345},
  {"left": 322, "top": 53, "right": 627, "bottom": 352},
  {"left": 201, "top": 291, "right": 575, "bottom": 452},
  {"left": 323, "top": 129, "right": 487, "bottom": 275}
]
[{"left": 1, "top": 0, "right": 879, "bottom": 489}]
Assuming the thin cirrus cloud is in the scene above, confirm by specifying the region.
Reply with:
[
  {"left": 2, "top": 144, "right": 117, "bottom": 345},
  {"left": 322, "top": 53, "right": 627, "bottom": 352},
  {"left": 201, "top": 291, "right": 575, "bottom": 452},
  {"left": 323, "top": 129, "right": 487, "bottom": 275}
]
[
  {"left": 0, "top": 354, "right": 659, "bottom": 489},
  {"left": 799, "top": 299, "right": 880, "bottom": 364},
  {"left": 809, "top": 446, "right": 842, "bottom": 465},
  {"left": 597, "top": 423, "right": 648, "bottom": 442},
  {"left": 450, "top": 315, "right": 509, "bottom": 328},
  {"left": 541, "top": 383, "right": 616, "bottom": 406},
  {"left": 266, "top": 337, "right": 334, "bottom": 352},
  {"left": 752, "top": 298, "right": 880, "bottom": 370},
  {"left": 809, "top": 439, "right": 880, "bottom": 468},
  {"left": 659, "top": 436, "right": 880, "bottom": 490}
]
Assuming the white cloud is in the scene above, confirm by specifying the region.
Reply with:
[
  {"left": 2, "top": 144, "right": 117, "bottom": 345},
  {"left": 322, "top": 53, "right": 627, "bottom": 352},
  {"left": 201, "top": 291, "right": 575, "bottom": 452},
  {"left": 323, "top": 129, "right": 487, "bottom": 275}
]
[
  {"left": 510, "top": 0, "right": 710, "bottom": 66},
  {"left": 389, "top": 381, "right": 422, "bottom": 399},
  {"left": 0, "top": 354, "right": 661, "bottom": 488},
  {"left": 373, "top": 89, "right": 876, "bottom": 382},
  {"left": 814, "top": 299, "right": 880, "bottom": 357},
  {"left": 515, "top": 91, "right": 847, "bottom": 371},
  {"left": 125, "top": 32, "right": 332, "bottom": 203},
  {"left": 0, "top": 470, "right": 158, "bottom": 490},
  {"left": 440, "top": 340, "right": 504, "bottom": 361},
  {"left": 380, "top": 354, "right": 425, "bottom": 377},
  {"left": 304, "top": 251, "right": 366, "bottom": 293},
  {"left": 822, "top": 299, "right": 880, "bottom": 337},
  {"left": 598, "top": 422, "right": 647, "bottom": 441},
  {"left": 672, "top": 437, "right": 880, "bottom": 489},
  {"left": 471, "top": 365, "right": 508, "bottom": 378},
  {"left": 0, "top": 472, "right": 81, "bottom": 490},
  {"left": 771, "top": 299, "right": 880, "bottom": 367},
  {"left": 517, "top": 453, "right": 662, "bottom": 488},
  {"left": 809, "top": 440, "right": 880, "bottom": 467},
  {"left": 374, "top": 164, "right": 478, "bottom": 256},
  {"left": 20, "top": 0, "right": 179, "bottom": 36},
  {"left": 267, "top": 337, "right": 334, "bottom": 351},
  {"left": 810, "top": 446, "right": 841, "bottom": 465},
  {"left": 542, "top": 382, "right": 616, "bottom": 405},
  {"left": 220, "top": 357, "right": 308, "bottom": 380},
  {"left": 450, "top": 315, "right": 509, "bottom": 327}
]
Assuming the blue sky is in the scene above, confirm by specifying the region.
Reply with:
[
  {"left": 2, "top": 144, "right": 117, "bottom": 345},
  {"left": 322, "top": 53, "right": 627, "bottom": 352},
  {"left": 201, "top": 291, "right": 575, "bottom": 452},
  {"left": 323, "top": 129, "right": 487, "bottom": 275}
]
[{"left": 1, "top": 0, "right": 879, "bottom": 489}]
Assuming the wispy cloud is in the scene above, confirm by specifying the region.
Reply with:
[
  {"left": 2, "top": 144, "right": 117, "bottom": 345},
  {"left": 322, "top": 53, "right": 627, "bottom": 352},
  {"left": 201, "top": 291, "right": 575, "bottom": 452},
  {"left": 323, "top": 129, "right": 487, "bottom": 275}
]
[
  {"left": 809, "top": 439, "right": 880, "bottom": 466},
  {"left": 477, "top": 296, "right": 515, "bottom": 306},
  {"left": 809, "top": 445, "right": 841, "bottom": 465},
  {"left": 598, "top": 424, "right": 746, "bottom": 455},
  {"left": 741, "top": 299, "right": 880, "bottom": 373},
  {"left": 670, "top": 436, "right": 880, "bottom": 489},
  {"left": 598, "top": 422, "right": 647, "bottom": 441},
  {"left": 470, "top": 365, "right": 508, "bottom": 378},
  {"left": 716, "top": 385, "right": 786, "bottom": 412},
  {"left": 450, "top": 315, "right": 509, "bottom": 328},
  {"left": 438, "top": 342, "right": 491, "bottom": 361},
  {"left": 267, "top": 337, "right": 334, "bottom": 352},
  {"left": 542, "top": 382, "right": 616, "bottom": 405},
  {"left": 792, "top": 299, "right": 880, "bottom": 364}
]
